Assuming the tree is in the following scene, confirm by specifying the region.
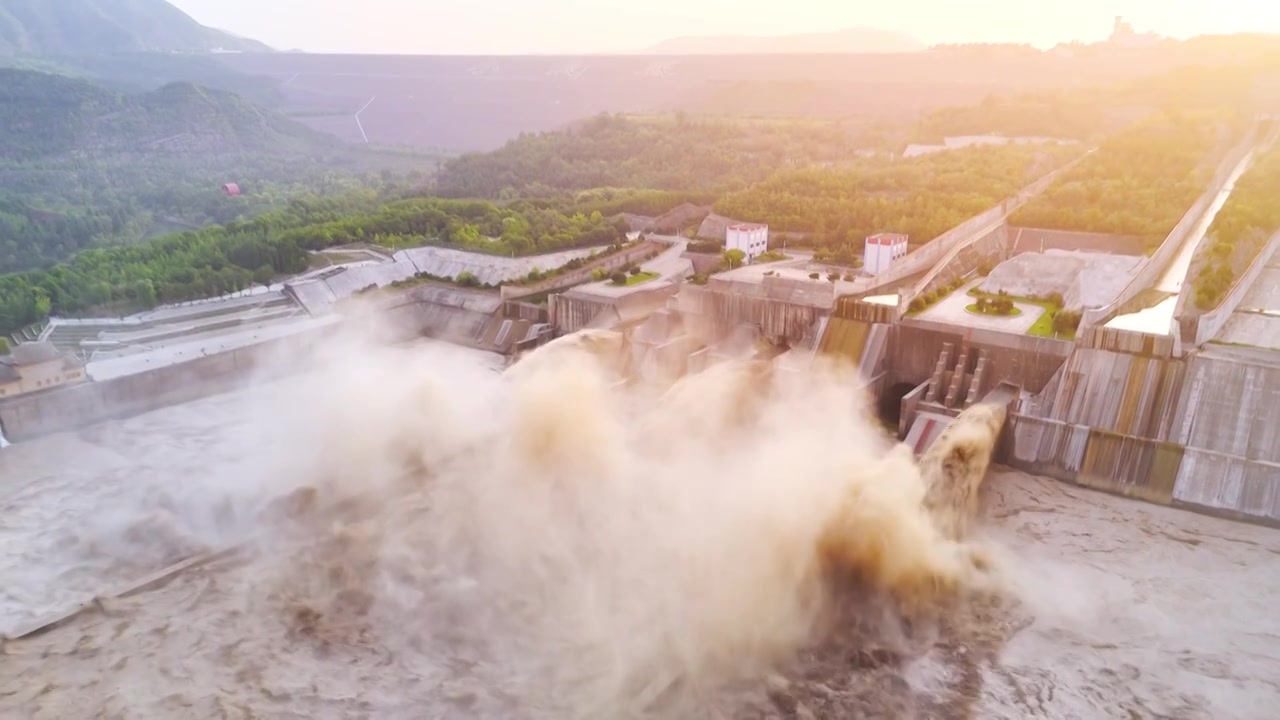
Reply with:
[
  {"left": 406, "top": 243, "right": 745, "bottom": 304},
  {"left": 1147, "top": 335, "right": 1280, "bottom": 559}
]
[
  {"left": 722, "top": 249, "right": 746, "bottom": 270},
  {"left": 456, "top": 271, "right": 479, "bottom": 287},
  {"left": 809, "top": 272, "right": 820, "bottom": 280},
  {"left": 610, "top": 271, "right": 627, "bottom": 285},
  {"left": 0, "top": 337, "right": 9, "bottom": 355},
  {"left": 253, "top": 265, "right": 274, "bottom": 286},
  {"left": 629, "top": 265, "right": 642, "bottom": 276},
  {"left": 827, "top": 272, "right": 840, "bottom": 282}
]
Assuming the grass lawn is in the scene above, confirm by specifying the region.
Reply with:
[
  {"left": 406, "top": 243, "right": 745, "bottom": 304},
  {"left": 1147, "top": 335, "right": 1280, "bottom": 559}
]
[
  {"left": 612, "top": 271, "right": 660, "bottom": 287},
  {"left": 1026, "top": 309, "right": 1080, "bottom": 339},
  {"left": 966, "top": 288, "right": 1078, "bottom": 339},
  {"left": 965, "top": 287, "right": 1080, "bottom": 339},
  {"left": 753, "top": 252, "right": 791, "bottom": 264}
]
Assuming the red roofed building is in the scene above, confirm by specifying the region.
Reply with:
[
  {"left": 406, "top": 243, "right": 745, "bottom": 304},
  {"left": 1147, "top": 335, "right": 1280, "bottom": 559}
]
[
  {"left": 222, "top": 183, "right": 242, "bottom": 197},
  {"left": 863, "top": 233, "right": 908, "bottom": 275}
]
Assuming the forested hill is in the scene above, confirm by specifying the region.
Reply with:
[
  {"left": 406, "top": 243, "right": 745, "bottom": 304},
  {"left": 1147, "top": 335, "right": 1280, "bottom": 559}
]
[
  {"left": 0, "top": 68, "right": 324, "bottom": 162},
  {"left": 0, "top": 0, "right": 269, "bottom": 54},
  {"left": 434, "top": 114, "right": 877, "bottom": 199},
  {"left": 0, "top": 68, "right": 432, "bottom": 275}
]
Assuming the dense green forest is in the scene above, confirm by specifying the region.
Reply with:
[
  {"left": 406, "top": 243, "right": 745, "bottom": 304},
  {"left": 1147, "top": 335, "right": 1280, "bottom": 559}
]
[
  {"left": 0, "top": 195, "right": 626, "bottom": 334},
  {"left": 1193, "top": 136, "right": 1280, "bottom": 309},
  {"left": 433, "top": 113, "right": 871, "bottom": 198},
  {"left": 913, "top": 89, "right": 1120, "bottom": 143},
  {"left": 0, "top": 69, "right": 436, "bottom": 273},
  {"left": 712, "top": 143, "right": 1078, "bottom": 263},
  {"left": 1008, "top": 112, "right": 1222, "bottom": 240}
]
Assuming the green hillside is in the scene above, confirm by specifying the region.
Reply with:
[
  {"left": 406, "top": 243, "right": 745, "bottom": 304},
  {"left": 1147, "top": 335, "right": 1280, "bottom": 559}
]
[
  {"left": 0, "top": 68, "right": 434, "bottom": 274},
  {"left": 0, "top": 68, "right": 316, "bottom": 162}
]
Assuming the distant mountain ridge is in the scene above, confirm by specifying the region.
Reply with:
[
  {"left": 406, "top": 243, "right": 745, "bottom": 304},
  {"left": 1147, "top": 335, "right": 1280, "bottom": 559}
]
[
  {"left": 0, "top": 0, "right": 270, "bottom": 55},
  {"left": 641, "top": 27, "right": 925, "bottom": 55},
  {"left": 0, "top": 68, "right": 323, "bottom": 162}
]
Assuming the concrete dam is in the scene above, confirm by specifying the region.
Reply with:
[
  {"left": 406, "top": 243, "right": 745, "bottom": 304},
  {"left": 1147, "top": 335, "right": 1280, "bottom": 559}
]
[{"left": 543, "top": 125, "right": 1280, "bottom": 527}]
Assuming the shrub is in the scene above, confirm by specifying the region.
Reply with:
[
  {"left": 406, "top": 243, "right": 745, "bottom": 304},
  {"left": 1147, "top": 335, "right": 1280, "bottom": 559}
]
[
  {"left": 978, "top": 259, "right": 995, "bottom": 276},
  {"left": 611, "top": 272, "right": 627, "bottom": 285},
  {"left": 827, "top": 272, "right": 841, "bottom": 282},
  {"left": 457, "top": 271, "right": 479, "bottom": 287},
  {"left": 591, "top": 268, "right": 607, "bottom": 281},
  {"left": 923, "top": 290, "right": 938, "bottom": 304},
  {"left": 908, "top": 297, "right": 926, "bottom": 312},
  {"left": 629, "top": 265, "right": 643, "bottom": 276},
  {"left": 1047, "top": 291, "right": 1064, "bottom": 308},
  {"left": 843, "top": 273, "right": 854, "bottom": 281},
  {"left": 809, "top": 272, "right": 820, "bottom": 280},
  {"left": 690, "top": 273, "right": 709, "bottom": 285},
  {"left": 1053, "top": 309, "right": 1083, "bottom": 334}
]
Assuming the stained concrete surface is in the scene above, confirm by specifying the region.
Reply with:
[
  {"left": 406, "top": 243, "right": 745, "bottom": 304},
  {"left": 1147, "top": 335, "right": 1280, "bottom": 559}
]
[{"left": 2, "top": 374, "right": 1277, "bottom": 718}]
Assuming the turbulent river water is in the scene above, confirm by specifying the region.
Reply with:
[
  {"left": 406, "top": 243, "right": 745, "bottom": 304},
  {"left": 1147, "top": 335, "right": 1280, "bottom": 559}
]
[{"left": 1, "top": 335, "right": 1278, "bottom": 720}]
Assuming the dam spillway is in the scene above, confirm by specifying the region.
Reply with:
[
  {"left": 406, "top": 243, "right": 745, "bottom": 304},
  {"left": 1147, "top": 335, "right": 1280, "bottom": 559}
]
[{"left": 532, "top": 125, "right": 1280, "bottom": 527}]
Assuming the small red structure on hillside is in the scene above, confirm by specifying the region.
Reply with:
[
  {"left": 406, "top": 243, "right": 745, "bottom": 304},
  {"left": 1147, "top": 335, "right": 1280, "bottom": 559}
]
[{"left": 222, "top": 183, "right": 242, "bottom": 197}]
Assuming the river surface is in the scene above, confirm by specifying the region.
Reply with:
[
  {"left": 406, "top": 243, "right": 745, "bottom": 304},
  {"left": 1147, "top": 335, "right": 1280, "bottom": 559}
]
[{"left": 1, "top": 342, "right": 1278, "bottom": 719}]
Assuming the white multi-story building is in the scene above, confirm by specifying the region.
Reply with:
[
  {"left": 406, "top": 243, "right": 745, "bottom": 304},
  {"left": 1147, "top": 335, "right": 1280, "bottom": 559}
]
[
  {"left": 863, "top": 233, "right": 909, "bottom": 275},
  {"left": 726, "top": 223, "right": 769, "bottom": 261}
]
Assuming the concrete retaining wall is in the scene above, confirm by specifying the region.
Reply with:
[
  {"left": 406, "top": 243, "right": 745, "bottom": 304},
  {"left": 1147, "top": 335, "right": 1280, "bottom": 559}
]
[
  {"left": 1005, "top": 339, "right": 1280, "bottom": 524},
  {"left": 0, "top": 326, "right": 333, "bottom": 442},
  {"left": 1170, "top": 353, "right": 1280, "bottom": 463},
  {"left": 677, "top": 285, "right": 822, "bottom": 344},
  {"left": 1173, "top": 449, "right": 1280, "bottom": 523},
  {"left": 1081, "top": 128, "right": 1261, "bottom": 330},
  {"left": 1039, "top": 348, "right": 1185, "bottom": 439},
  {"left": 1078, "top": 325, "right": 1178, "bottom": 358},
  {"left": 888, "top": 323, "right": 1071, "bottom": 393},
  {"left": 899, "top": 224, "right": 1008, "bottom": 314},
  {"left": 500, "top": 242, "right": 663, "bottom": 300},
  {"left": 1186, "top": 231, "right": 1280, "bottom": 346},
  {"left": 1008, "top": 227, "right": 1148, "bottom": 256},
  {"left": 1003, "top": 413, "right": 1280, "bottom": 526}
]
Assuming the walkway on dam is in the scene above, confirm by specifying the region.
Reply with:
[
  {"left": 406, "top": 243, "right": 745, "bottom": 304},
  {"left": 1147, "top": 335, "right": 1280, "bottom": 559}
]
[{"left": 1106, "top": 146, "right": 1257, "bottom": 335}]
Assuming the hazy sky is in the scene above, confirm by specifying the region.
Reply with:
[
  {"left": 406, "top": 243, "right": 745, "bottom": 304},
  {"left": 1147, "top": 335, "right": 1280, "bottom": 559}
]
[{"left": 170, "top": 0, "right": 1280, "bottom": 54}]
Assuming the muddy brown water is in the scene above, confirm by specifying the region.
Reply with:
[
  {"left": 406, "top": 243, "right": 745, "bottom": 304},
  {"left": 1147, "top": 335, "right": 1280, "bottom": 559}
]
[{"left": 2, "top": 363, "right": 1279, "bottom": 719}]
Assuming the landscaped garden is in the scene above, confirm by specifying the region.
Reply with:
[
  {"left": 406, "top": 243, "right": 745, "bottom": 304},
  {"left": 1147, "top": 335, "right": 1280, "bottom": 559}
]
[
  {"left": 966, "top": 287, "right": 1082, "bottom": 339},
  {"left": 966, "top": 293, "right": 1022, "bottom": 317}
]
